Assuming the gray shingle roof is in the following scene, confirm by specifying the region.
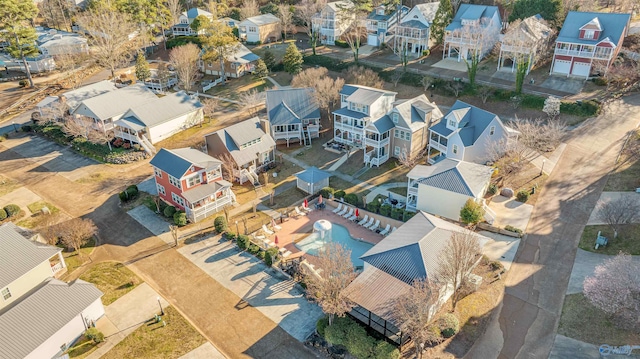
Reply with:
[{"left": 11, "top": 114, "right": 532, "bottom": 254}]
[
  {"left": 445, "top": 4, "right": 499, "bottom": 31},
  {"left": 392, "top": 94, "right": 442, "bottom": 131},
  {"left": 184, "top": 7, "right": 213, "bottom": 19},
  {"left": 0, "top": 223, "right": 61, "bottom": 289},
  {"left": 333, "top": 107, "right": 369, "bottom": 119},
  {"left": 429, "top": 100, "right": 497, "bottom": 146},
  {"left": 181, "top": 180, "right": 232, "bottom": 203},
  {"left": 502, "top": 14, "right": 552, "bottom": 46},
  {"left": 240, "top": 13, "right": 280, "bottom": 26},
  {"left": 0, "top": 278, "right": 103, "bottom": 359},
  {"left": 557, "top": 11, "right": 630, "bottom": 46},
  {"left": 345, "top": 85, "right": 396, "bottom": 105},
  {"left": 370, "top": 115, "right": 395, "bottom": 133},
  {"left": 61, "top": 80, "right": 117, "bottom": 110},
  {"left": 74, "top": 83, "right": 158, "bottom": 121},
  {"left": 294, "top": 166, "right": 331, "bottom": 183},
  {"left": 150, "top": 148, "right": 222, "bottom": 179},
  {"left": 205, "top": 117, "right": 276, "bottom": 167},
  {"left": 124, "top": 91, "right": 202, "bottom": 128},
  {"left": 266, "top": 88, "right": 320, "bottom": 126},
  {"left": 407, "top": 159, "right": 493, "bottom": 197}
]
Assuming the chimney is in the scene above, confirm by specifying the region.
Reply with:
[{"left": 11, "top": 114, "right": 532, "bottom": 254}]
[{"left": 259, "top": 118, "right": 271, "bottom": 136}]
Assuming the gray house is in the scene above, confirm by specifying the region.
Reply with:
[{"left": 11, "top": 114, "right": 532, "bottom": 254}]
[
  {"left": 265, "top": 88, "right": 321, "bottom": 147},
  {"left": 204, "top": 117, "right": 276, "bottom": 185},
  {"left": 427, "top": 100, "right": 517, "bottom": 165}
]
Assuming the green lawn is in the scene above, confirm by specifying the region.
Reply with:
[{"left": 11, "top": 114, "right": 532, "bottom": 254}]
[
  {"left": 62, "top": 237, "right": 97, "bottom": 276},
  {"left": 293, "top": 142, "right": 342, "bottom": 169},
  {"left": 261, "top": 187, "right": 307, "bottom": 210},
  {"left": 388, "top": 187, "right": 408, "bottom": 197},
  {"left": 102, "top": 306, "right": 206, "bottom": 359},
  {"left": 66, "top": 335, "right": 100, "bottom": 358},
  {"left": 558, "top": 293, "right": 640, "bottom": 345},
  {"left": 26, "top": 201, "right": 59, "bottom": 215},
  {"left": 337, "top": 150, "right": 364, "bottom": 176},
  {"left": 358, "top": 160, "right": 411, "bottom": 186},
  {"left": 579, "top": 224, "right": 640, "bottom": 255},
  {"left": 206, "top": 75, "right": 269, "bottom": 100},
  {"left": 79, "top": 262, "right": 143, "bottom": 305}
]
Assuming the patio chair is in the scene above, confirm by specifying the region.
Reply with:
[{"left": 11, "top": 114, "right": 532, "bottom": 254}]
[
  {"left": 363, "top": 217, "right": 375, "bottom": 229},
  {"left": 279, "top": 247, "right": 287, "bottom": 254},
  {"left": 295, "top": 206, "right": 307, "bottom": 216},
  {"left": 369, "top": 219, "right": 380, "bottom": 232},
  {"left": 262, "top": 239, "right": 274, "bottom": 248},
  {"left": 342, "top": 207, "right": 353, "bottom": 219},
  {"left": 302, "top": 204, "right": 313, "bottom": 212},
  {"left": 357, "top": 215, "right": 369, "bottom": 226},
  {"left": 262, "top": 224, "right": 274, "bottom": 236},
  {"left": 348, "top": 212, "right": 358, "bottom": 221},
  {"left": 253, "top": 233, "right": 266, "bottom": 240},
  {"left": 379, "top": 224, "right": 391, "bottom": 236},
  {"left": 337, "top": 206, "right": 349, "bottom": 217},
  {"left": 332, "top": 203, "right": 343, "bottom": 214},
  {"left": 282, "top": 250, "right": 292, "bottom": 258}
]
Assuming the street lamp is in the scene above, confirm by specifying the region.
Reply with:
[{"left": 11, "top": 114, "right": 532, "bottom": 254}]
[
  {"left": 235, "top": 220, "right": 239, "bottom": 235},
  {"left": 157, "top": 296, "right": 164, "bottom": 316},
  {"left": 540, "top": 159, "right": 546, "bottom": 176}
]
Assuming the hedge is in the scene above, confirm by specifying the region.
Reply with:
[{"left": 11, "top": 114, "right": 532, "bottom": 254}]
[
  {"left": 334, "top": 39, "right": 349, "bottom": 48},
  {"left": 391, "top": 207, "right": 404, "bottom": 220},
  {"left": 214, "top": 216, "right": 227, "bottom": 233},
  {"left": 323, "top": 317, "right": 400, "bottom": 359},
  {"left": 4, "top": 204, "right": 20, "bottom": 217},
  {"left": 319, "top": 187, "right": 335, "bottom": 198},
  {"left": 166, "top": 36, "right": 203, "bottom": 49},
  {"left": 344, "top": 193, "right": 359, "bottom": 206},
  {"left": 334, "top": 190, "right": 346, "bottom": 199},
  {"left": 0, "top": 208, "right": 7, "bottom": 220},
  {"left": 379, "top": 203, "right": 392, "bottom": 217},
  {"left": 303, "top": 55, "right": 349, "bottom": 72},
  {"left": 516, "top": 190, "right": 530, "bottom": 203},
  {"left": 504, "top": 225, "right": 523, "bottom": 234},
  {"left": 237, "top": 234, "right": 249, "bottom": 250},
  {"left": 265, "top": 247, "right": 279, "bottom": 266},
  {"left": 366, "top": 201, "right": 380, "bottom": 213}
]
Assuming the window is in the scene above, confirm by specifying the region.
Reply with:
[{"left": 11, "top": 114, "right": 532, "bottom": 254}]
[
  {"left": 583, "top": 30, "right": 595, "bottom": 40},
  {"left": 187, "top": 174, "right": 202, "bottom": 188},
  {"left": 154, "top": 168, "right": 162, "bottom": 178},
  {"left": 156, "top": 183, "right": 165, "bottom": 195},
  {"left": 171, "top": 193, "right": 186, "bottom": 207},
  {"left": 341, "top": 94, "right": 348, "bottom": 103},
  {"left": 249, "top": 26, "right": 257, "bottom": 32},
  {"left": 1, "top": 287, "right": 10, "bottom": 301},
  {"left": 168, "top": 175, "right": 181, "bottom": 189},
  {"left": 453, "top": 144, "right": 458, "bottom": 154},
  {"left": 448, "top": 119, "right": 457, "bottom": 127},
  {"left": 489, "top": 126, "right": 495, "bottom": 135},
  {"left": 394, "top": 146, "right": 400, "bottom": 156},
  {"left": 404, "top": 131, "right": 411, "bottom": 141},
  {"left": 392, "top": 113, "right": 398, "bottom": 123}
]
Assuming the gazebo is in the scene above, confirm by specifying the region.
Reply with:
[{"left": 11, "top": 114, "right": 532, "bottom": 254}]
[{"left": 294, "top": 166, "right": 331, "bottom": 195}]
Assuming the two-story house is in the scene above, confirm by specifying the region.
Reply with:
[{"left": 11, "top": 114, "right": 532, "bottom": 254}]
[
  {"left": 313, "top": 1, "right": 354, "bottom": 45},
  {"left": 204, "top": 117, "right": 277, "bottom": 185},
  {"left": 199, "top": 43, "right": 260, "bottom": 78},
  {"left": 393, "top": 2, "right": 438, "bottom": 57},
  {"left": 497, "top": 14, "right": 553, "bottom": 75},
  {"left": 427, "top": 100, "right": 517, "bottom": 165},
  {"left": 265, "top": 88, "right": 321, "bottom": 147},
  {"left": 150, "top": 148, "right": 235, "bottom": 223},
  {"left": 443, "top": 4, "right": 501, "bottom": 62},
  {"left": 550, "top": 11, "right": 631, "bottom": 79},
  {"left": 366, "top": 4, "right": 409, "bottom": 47},
  {"left": 0, "top": 223, "right": 104, "bottom": 359},
  {"left": 172, "top": 8, "right": 215, "bottom": 36},
  {"left": 238, "top": 14, "right": 281, "bottom": 44}
]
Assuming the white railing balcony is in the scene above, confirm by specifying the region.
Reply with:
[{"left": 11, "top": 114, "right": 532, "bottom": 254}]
[
  {"left": 335, "top": 121, "right": 364, "bottom": 130},
  {"left": 114, "top": 130, "right": 140, "bottom": 143},
  {"left": 429, "top": 140, "right": 447, "bottom": 153},
  {"left": 408, "top": 186, "right": 418, "bottom": 195},
  {"left": 273, "top": 130, "right": 301, "bottom": 140},
  {"left": 555, "top": 48, "right": 595, "bottom": 57},
  {"left": 364, "top": 136, "right": 389, "bottom": 147},
  {"left": 444, "top": 34, "right": 477, "bottom": 46},
  {"left": 51, "top": 262, "right": 65, "bottom": 275},
  {"left": 501, "top": 44, "right": 531, "bottom": 54},
  {"left": 405, "top": 201, "right": 416, "bottom": 211},
  {"left": 186, "top": 195, "right": 233, "bottom": 223},
  {"left": 594, "top": 51, "right": 613, "bottom": 60}
]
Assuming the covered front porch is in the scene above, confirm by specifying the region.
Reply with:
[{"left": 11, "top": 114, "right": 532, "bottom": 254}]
[
  {"left": 427, "top": 131, "right": 448, "bottom": 164},
  {"left": 113, "top": 117, "right": 156, "bottom": 155},
  {"left": 233, "top": 149, "right": 274, "bottom": 185},
  {"left": 49, "top": 251, "right": 67, "bottom": 278},
  {"left": 182, "top": 180, "right": 236, "bottom": 223}
]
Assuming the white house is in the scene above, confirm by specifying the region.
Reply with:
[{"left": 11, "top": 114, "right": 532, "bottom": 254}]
[
  {"left": 366, "top": 4, "right": 409, "bottom": 47},
  {"left": 60, "top": 80, "right": 118, "bottom": 112},
  {"left": 172, "top": 8, "right": 215, "bottom": 36},
  {"left": 405, "top": 159, "right": 494, "bottom": 222},
  {"left": 23, "top": 55, "right": 56, "bottom": 73},
  {"left": 313, "top": 1, "right": 354, "bottom": 45},
  {"left": 238, "top": 14, "right": 281, "bottom": 44},
  {"left": 36, "top": 27, "right": 89, "bottom": 56},
  {"left": 393, "top": 2, "right": 438, "bottom": 57},
  {"left": 443, "top": 4, "right": 502, "bottom": 61},
  {"left": 265, "top": 88, "right": 321, "bottom": 146},
  {"left": 497, "top": 14, "right": 553, "bottom": 74}
]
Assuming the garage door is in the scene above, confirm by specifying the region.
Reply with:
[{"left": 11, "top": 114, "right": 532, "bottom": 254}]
[
  {"left": 367, "top": 34, "right": 378, "bottom": 46},
  {"left": 571, "top": 62, "right": 591, "bottom": 78},
  {"left": 553, "top": 59, "right": 571, "bottom": 74}
]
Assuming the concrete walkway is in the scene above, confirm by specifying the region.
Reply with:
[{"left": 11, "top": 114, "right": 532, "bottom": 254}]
[
  {"left": 188, "top": 91, "right": 241, "bottom": 104},
  {"left": 179, "top": 343, "right": 226, "bottom": 359},
  {"left": 327, "top": 152, "right": 349, "bottom": 171},
  {"left": 549, "top": 335, "right": 601, "bottom": 359},
  {"left": 587, "top": 191, "right": 640, "bottom": 225},
  {"left": 567, "top": 248, "right": 640, "bottom": 295},
  {"left": 127, "top": 205, "right": 174, "bottom": 245},
  {"left": 524, "top": 143, "right": 567, "bottom": 175},
  {"left": 479, "top": 231, "right": 521, "bottom": 272}
]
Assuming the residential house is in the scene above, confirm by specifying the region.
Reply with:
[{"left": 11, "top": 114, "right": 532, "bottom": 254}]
[
  {"left": 60, "top": 80, "right": 118, "bottom": 112},
  {"left": 427, "top": 100, "right": 517, "bottom": 165},
  {"left": 366, "top": 4, "right": 409, "bottom": 47},
  {"left": 393, "top": 2, "right": 438, "bottom": 57},
  {"left": 550, "top": 11, "right": 631, "bottom": 79},
  {"left": 313, "top": 1, "right": 354, "bottom": 45},
  {"left": 172, "top": 8, "right": 215, "bottom": 36},
  {"left": 150, "top": 148, "right": 235, "bottom": 223},
  {"left": 23, "top": 55, "right": 56, "bottom": 73},
  {"left": 333, "top": 84, "right": 443, "bottom": 167},
  {"left": 405, "top": 159, "right": 494, "bottom": 223},
  {"left": 199, "top": 43, "right": 260, "bottom": 78},
  {"left": 265, "top": 88, "right": 321, "bottom": 146},
  {"left": 238, "top": 14, "right": 281, "bottom": 44},
  {"left": 443, "top": 4, "right": 501, "bottom": 61},
  {"left": 142, "top": 68, "right": 178, "bottom": 93},
  {"left": 497, "top": 14, "right": 553, "bottom": 74},
  {"left": 36, "top": 27, "right": 89, "bottom": 56},
  {"left": 0, "top": 223, "right": 104, "bottom": 359},
  {"left": 343, "top": 211, "right": 488, "bottom": 344},
  {"left": 204, "top": 117, "right": 277, "bottom": 185}
]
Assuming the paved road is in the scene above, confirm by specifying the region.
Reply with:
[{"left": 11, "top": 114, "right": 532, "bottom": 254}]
[{"left": 467, "top": 96, "right": 640, "bottom": 358}]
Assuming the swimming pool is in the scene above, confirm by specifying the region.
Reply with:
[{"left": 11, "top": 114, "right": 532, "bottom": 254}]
[{"left": 295, "top": 223, "right": 373, "bottom": 268}]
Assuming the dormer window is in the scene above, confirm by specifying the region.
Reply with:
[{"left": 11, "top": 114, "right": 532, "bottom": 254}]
[
  {"left": 583, "top": 30, "right": 595, "bottom": 40},
  {"left": 377, "top": 8, "right": 384, "bottom": 15},
  {"left": 392, "top": 113, "right": 398, "bottom": 123},
  {"left": 448, "top": 119, "right": 457, "bottom": 127}
]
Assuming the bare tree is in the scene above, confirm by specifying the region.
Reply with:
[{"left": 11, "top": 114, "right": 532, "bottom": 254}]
[
  {"left": 54, "top": 52, "right": 88, "bottom": 90},
  {"left": 393, "top": 279, "right": 442, "bottom": 358},
  {"left": 437, "top": 230, "right": 481, "bottom": 310},
  {"left": 240, "top": 0, "right": 259, "bottom": 20},
  {"left": 342, "top": 65, "right": 384, "bottom": 88},
  {"left": 169, "top": 43, "right": 201, "bottom": 92},
  {"left": 278, "top": 3, "right": 293, "bottom": 41},
  {"left": 337, "top": 0, "right": 371, "bottom": 64},
  {"left": 479, "top": 86, "right": 492, "bottom": 104},
  {"left": 291, "top": 67, "right": 344, "bottom": 113},
  {"left": 219, "top": 153, "right": 237, "bottom": 182},
  {"left": 237, "top": 89, "right": 266, "bottom": 116},
  {"left": 488, "top": 138, "right": 528, "bottom": 185},
  {"left": 390, "top": 68, "right": 403, "bottom": 88},
  {"left": 421, "top": 75, "right": 433, "bottom": 92},
  {"left": 166, "top": 0, "right": 183, "bottom": 25},
  {"left": 303, "top": 243, "right": 357, "bottom": 325},
  {"left": 202, "top": 97, "right": 219, "bottom": 121},
  {"left": 446, "top": 81, "right": 464, "bottom": 97},
  {"left": 62, "top": 116, "right": 95, "bottom": 139},
  {"left": 39, "top": 0, "right": 74, "bottom": 31},
  {"left": 510, "top": 117, "right": 567, "bottom": 153},
  {"left": 297, "top": 0, "right": 327, "bottom": 55},
  {"left": 77, "top": 8, "right": 139, "bottom": 81},
  {"left": 451, "top": 20, "right": 500, "bottom": 86},
  {"left": 596, "top": 196, "right": 640, "bottom": 238},
  {"left": 397, "top": 145, "right": 426, "bottom": 168},
  {"left": 52, "top": 218, "right": 97, "bottom": 255}
]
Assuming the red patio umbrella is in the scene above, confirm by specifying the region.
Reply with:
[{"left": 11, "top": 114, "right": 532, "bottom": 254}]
[
  {"left": 318, "top": 195, "right": 323, "bottom": 204},
  {"left": 304, "top": 198, "right": 308, "bottom": 208},
  {"left": 355, "top": 208, "right": 359, "bottom": 217},
  {"left": 274, "top": 235, "right": 279, "bottom": 245}
]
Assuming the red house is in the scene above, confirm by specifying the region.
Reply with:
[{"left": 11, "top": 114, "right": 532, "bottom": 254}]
[
  {"left": 150, "top": 148, "right": 235, "bottom": 223},
  {"left": 551, "top": 11, "right": 631, "bottom": 79}
]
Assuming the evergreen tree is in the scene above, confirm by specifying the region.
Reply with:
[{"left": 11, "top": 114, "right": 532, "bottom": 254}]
[
  {"left": 0, "top": 0, "right": 39, "bottom": 88},
  {"left": 430, "top": 0, "right": 453, "bottom": 45},
  {"left": 282, "top": 43, "right": 303, "bottom": 74},
  {"left": 509, "top": 0, "right": 563, "bottom": 26},
  {"left": 262, "top": 49, "right": 276, "bottom": 71},
  {"left": 253, "top": 59, "right": 269, "bottom": 80},
  {"left": 135, "top": 51, "right": 151, "bottom": 81}
]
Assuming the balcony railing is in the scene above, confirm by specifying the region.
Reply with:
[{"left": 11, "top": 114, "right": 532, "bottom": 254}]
[
  {"left": 444, "top": 35, "right": 478, "bottom": 46},
  {"left": 429, "top": 140, "right": 447, "bottom": 152},
  {"left": 555, "top": 48, "right": 596, "bottom": 57},
  {"left": 185, "top": 196, "right": 233, "bottom": 223},
  {"left": 273, "top": 130, "right": 301, "bottom": 139},
  {"left": 408, "top": 186, "right": 418, "bottom": 195},
  {"left": 335, "top": 121, "right": 364, "bottom": 130},
  {"left": 364, "top": 136, "right": 389, "bottom": 147},
  {"left": 51, "top": 262, "right": 66, "bottom": 276},
  {"left": 365, "top": 150, "right": 390, "bottom": 167}
]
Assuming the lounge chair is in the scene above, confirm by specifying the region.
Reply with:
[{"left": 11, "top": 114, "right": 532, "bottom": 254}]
[
  {"left": 302, "top": 204, "right": 313, "bottom": 212},
  {"left": 348, "top": 212, "right": 358, "bottom": 221},
  {"left": 295, "top": 206, "right": 307, "bottom": 216},
  {"left": 337, "top": 206, "right": 349, "bottom": 217},
  {"left": 262, "top": 224, "right": 274, "bottom": 235},
  {"left": 357, "top": 215, "right": 369, "bottom": 226},
  {"left": 262, "top": 239, "right": 274, "bottom": 248},
  {"left": 391, "top": 227, "right": 397, "bottom": 233},
  {"left": 379, "top": 224, "right": 391, "bottom": 236},
  {"left": 282, "top": 250, "right": 292, "bottom": 258},
  {"left": 369, "top": 219, "right": 380, "bottom": 232},
  {"left": 253, "top": 233, "right": 266, "bottom": 240},
  {"left": 272, "top": 223, "right": 282, "bottom": 231},
  {"left": 363, "top": 217, "right": 375, "bottom": 229},
  {"left": 332, "top": 203, "right": 343, "bottom": 214},
  {"left": 279, "top": 247, "right": 287, "bottom": 254},
  {"left": 342, "top": 208, "right": 353, "bottom": 219}
]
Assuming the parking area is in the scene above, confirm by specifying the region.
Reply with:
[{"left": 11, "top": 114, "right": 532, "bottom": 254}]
[{"left": 488, "top": 195, "right": 534, "bottom": 232}]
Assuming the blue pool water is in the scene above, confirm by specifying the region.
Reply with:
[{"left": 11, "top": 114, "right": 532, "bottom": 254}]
[{"left": 295, "top": 223, "right": 373, "bottom": 268}]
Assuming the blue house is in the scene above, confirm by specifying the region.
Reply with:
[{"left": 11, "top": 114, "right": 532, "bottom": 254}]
[{"left": 443, "top": 4, "right": 502, "bottom": 61}]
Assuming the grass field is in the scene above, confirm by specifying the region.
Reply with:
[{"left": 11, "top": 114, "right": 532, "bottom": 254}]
[
  {"left": 579, "top": 224, "right": 640, "bottom": 255},
  {"left": 80, "top": 262, "right": 143, "bottom": 305},
  {"left": 0, "top": 175, "right": 20, "bottom": 197},
  {"left": 61, "top": 237, "right": 97, "bottom": 276}
]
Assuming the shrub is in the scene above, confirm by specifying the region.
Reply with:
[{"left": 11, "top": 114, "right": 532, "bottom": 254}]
[
  {"left": 248, "top": 243, "right": 260, "bottom": 255},
  {"left": 323, "top": 317, "right": 399, "bottom": 359},
  {"left": 123, "top": 142, "right": 131, "bottom": 149},
  {"left": 256, "top": 250, "right": 265, "bottom": 259},
  {"left": 0, "top": 208, "right": 7, "bottom": 220},
  {"left": 4, "top": 204, "right": 20, "bottom": 217},
  {"left": 303, "top": 55, "right": 349, "bottom": 72},
  {"left": 21, "top": 124, "right": 32, "bottom": 132},
  {"left": 166, "top": 35, "right": 203, "bottom": 49},
  {"left": 344, "top": 193, "right": 358, "bottom": 206},
  {"left": 18, "top": 80, "right": 28, "bottom": 87},
  {"left": 373, "top": 341, "right": 400, "bottom": 359},
  {"left": 403, "top": 210, "right": 415, "bottom": 222},
  {"left": 334, "top": 39, "right": 349, "bottom": 48},
  {"left": 334, "top": 190, "right": 346, "bottom": 199},
  {"left": 391, "top": 207, "right": 403, "bottom": 220},
  {"left": 594, "top": 77, "right": 608, "bottom": 86},
  {"left": 316, "top": 317, "right": 329, "bottom": 336},
  {"left": 379, "top": 203, "right": 392, "bottom": 217},
  {"left": 265, "top": 247, "right": 279, "bottom": 266},
  {"left": 366, "top": 200, "right": 380, "bottom": 213},
  {"left": 118, "top": 191, "right": 128, "bottom": 202},
  {"left": 85, "top": 328, "right": 105, "bottom": 343},
  {"left": 319, "top": 187, "right": 334, "bottom": 198},
  {"left": 236, "top": 234, "right": 249, "bottom": 250},
  {"left": 163, "top": 205, "right": 176, "bottom": 218},
  {"left": 504, "top": 225, "right": 523, "bottom": 234},
  {"left": 214, "top": 216, "right": 227, "bottom": 233},
  {"left": 487, "top": 183, "right": 498, "bottom": 196},
  {"left": 126, "top": 185, "right": 138, "bottom": 199},
  {"left": 516, "top": 190, "right": 530, "bottom": 203},
  {"left": 439, "top": 313, "right": 459, "bottom": 338},
  {"left": 173, "top": 211, "right": 187, "bottom": 226},
  {"left": 112, "top": 138, "right": 124, "bottom": 147},
  {"left": 224, "top": 232, "right": 236, "bottom": 240},
  {"left": 560, "top": 100, "right": 600, "bottom": 117},
  {"left": 460, "top": 199, "right": 485, "bottom": 225}
]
